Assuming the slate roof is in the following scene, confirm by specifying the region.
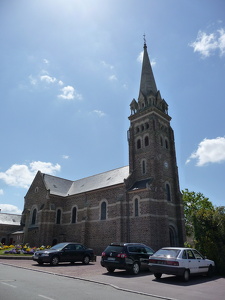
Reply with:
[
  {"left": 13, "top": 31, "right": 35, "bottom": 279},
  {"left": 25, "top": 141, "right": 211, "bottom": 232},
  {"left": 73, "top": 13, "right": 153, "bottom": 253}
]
[
  {"left": 43, "top": 166, "right": 130, "bottom": 197},
  {"left": 0, "top": 213, "right": 21, "bottom": 225}
]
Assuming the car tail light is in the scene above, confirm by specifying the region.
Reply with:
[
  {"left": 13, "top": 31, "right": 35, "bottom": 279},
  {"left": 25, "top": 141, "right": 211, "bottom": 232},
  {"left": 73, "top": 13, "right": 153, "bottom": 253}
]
[
  {"left": 117, "top": 253, "right": 127, "bottom": 258},
  {"left": 102, "top": 252, "right": 106, "bottom": 257},
  {"left": 149, "top": 258, "right": 179, "bottom": 266},
  {"left": 167, "top": 260, "right": 179, "bottom": 266}
]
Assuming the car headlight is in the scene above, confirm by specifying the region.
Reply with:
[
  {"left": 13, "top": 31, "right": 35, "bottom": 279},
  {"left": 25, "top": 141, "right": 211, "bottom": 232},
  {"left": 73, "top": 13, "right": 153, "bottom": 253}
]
[{"left": 41, "top": 253, "right": 50, "bottom": 257}]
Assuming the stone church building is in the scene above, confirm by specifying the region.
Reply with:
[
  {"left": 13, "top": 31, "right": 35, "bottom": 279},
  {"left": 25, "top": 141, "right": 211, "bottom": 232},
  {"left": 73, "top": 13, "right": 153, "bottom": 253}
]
[{"left": 21, "top": 41, "right": 186, "bottom": 254}]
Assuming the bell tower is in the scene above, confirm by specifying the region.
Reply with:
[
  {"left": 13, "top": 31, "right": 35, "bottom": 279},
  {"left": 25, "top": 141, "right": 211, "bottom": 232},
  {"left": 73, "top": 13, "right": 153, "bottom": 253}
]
[{"left": 126, "top": 39, "right": 185, "bottom": 247}]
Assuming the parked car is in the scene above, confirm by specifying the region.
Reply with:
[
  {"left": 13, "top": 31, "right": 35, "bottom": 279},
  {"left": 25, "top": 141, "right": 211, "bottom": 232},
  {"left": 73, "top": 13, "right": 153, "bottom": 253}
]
[
  {"left": 101, "top": 242, "right": 154, "bottom": 275},
  {"left": 148, "top": 247, "right": 215, "bottom": 281},
  {"left": 32, "top": 242, "right": 95, "bottom": 266}
]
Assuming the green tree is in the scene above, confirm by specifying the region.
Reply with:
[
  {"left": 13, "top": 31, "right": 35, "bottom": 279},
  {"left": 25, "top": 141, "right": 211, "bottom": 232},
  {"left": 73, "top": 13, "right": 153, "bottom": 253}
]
[
  {"left": 182, "top": 189, "right": 225, "bottom": 275},
  {"left": 182, "top": 189, "right": 214, "bottom": 237}
]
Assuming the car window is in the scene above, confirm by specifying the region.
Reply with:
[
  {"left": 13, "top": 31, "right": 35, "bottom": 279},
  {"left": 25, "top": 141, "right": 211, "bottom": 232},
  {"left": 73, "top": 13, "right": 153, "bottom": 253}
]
[
  {"left": 153, "top": 249, "right": 180, "bottom": 258},
  {"left": 182, "top": 250, "right": 188, "bottom": 259},
  {"left": 64, "top": 244, "right": 74, "bottom": 250},
  {"left": 187, "top": 249, "right": 195, "bottom": 259},
  {"left": 105, "top": 245, "right": 124, "bottom": 253},
  {"left": 144, "top": 247, "right": 154, "bottom": 255},
  {"left": 192, "top": 249, "right": 204, "bottom": 259},
  {"left": 75, "top": 244, "right": 83, "bottom": 250},
  {"left": 128, "top": 246, "right": 138, "bottom": 253}
]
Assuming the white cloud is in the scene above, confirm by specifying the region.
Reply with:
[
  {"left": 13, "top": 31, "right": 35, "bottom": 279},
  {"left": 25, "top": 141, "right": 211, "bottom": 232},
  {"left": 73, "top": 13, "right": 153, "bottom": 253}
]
[
  {"left": 0, "top": 204, "right": 22, "bottom": 214},
  {"left": 92, "top": 110, "right": 106, "bottom": 117},
  {"left": 58, "top": 80, "right": 64, "bottom": 86},
  {"left": 40, "top": 75, "right": 57, "bottom": 84},
  {"left": 29, "top": 75, "right": 38, "bottom": 86},
  {"left": 101, "top": 60, "right": 114, "bottom": 70},
  {"left": 58, "top": 85, "right": 82, "bottom": 100},
  {"left": 218, "top": 28, "right": 225, "bottom": 55},
  {"left": 137, "top": 51, "right": 156, "bottom": 66},
  {"left": 186, "top": 137, "right": 225, "bottom": 166},
  {"left": 0, "top": 161, "right": 61, "bottom": 189},
  {"left": 62, "top": 155, "right": 69, "bottom": 159},
  {"left": 109, "top": 75, "right": 118, "bottom": 81},
  {"left": 0, "top": 189, "right": 3, "bottom": 195},
  {"left": 43, "top": 59, "right": 49, "bottom": 65},
  {"left": 137, "top": 51, "right": 144, "bottom": 63},
  {"left": 190, "top": 28, "right": 225, "bottom": 58}
]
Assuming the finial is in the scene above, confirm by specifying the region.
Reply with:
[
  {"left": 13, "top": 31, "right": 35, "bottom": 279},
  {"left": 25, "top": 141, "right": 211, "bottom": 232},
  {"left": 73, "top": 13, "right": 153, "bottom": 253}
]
[{"left": 143, "top": 34, "right": 147, "bottom": 47}]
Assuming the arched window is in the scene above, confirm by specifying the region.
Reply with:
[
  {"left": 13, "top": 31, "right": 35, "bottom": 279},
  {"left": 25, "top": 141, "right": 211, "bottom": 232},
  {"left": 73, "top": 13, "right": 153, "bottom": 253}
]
[
  {"left": 166, "top": 183, "right": 171, "bottom": 201},
  {"left": 56, "top": 209, "right": 62, "bottom": 224},
  {"left": 160, "top": 136, "right": 163, "bottom": 146},
  {"left": 169, "top": 226, "right": 177, "bottom": 246},
  {"left": 144, "top": 136, "right": 149, "bottom": 146},
  {"left": 134, "top": 198, "right": 139, "bottom": 216},
  {"left": 142, "top": 160, "right": 146, "bottom": 174},
  {"left": 71, "top": 207, "right": 77, "bottom": 224},
  {"left": 165, "top": 139, "right": 169, "bottom": 149},
  {"left": 31, "top": 208, "right": 37, "bottom": 225},
  {"left": 101, "top": 201, "right": 107, "bottom": 220},
  {"left": 137, "top": 139, "right": 141, "bottom": 149}
]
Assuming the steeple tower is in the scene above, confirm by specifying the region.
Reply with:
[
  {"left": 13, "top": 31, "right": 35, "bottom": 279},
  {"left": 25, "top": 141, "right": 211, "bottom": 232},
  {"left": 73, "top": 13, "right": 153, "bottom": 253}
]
[
  {"left": 139, "top": 38, "right": 158, "bottom": 99},
  {"left": 126, "top": 39, "right": 185, "bottom": 248}
]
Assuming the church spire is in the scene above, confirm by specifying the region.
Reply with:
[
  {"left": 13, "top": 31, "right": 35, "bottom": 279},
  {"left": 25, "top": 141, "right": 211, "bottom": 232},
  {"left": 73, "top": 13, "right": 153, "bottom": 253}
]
[{"left": 139, "top": 36, "right": 158, "bottom": 99}]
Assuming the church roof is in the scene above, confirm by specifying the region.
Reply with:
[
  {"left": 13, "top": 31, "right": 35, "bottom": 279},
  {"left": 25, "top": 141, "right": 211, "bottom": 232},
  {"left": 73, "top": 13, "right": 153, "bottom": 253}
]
[
  {"left": 0, "top": 213, "right": 21, "bottom": 225},
  {"left": 43, "top": 166, "right": 129, "bottom": 197}
]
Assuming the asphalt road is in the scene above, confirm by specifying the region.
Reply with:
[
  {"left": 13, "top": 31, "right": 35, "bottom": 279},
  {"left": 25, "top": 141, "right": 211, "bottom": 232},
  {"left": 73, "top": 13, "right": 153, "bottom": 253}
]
[
  {"left": 0, "top": 264, "right": 157, "bottom": 300},
  {"left": 0, "top": 258, "right": 224, "bottom": 300}
]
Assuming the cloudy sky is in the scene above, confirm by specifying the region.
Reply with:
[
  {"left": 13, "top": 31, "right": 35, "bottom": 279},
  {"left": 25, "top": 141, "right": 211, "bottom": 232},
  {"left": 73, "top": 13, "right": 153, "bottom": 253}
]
[{"left": 0, "top": 0, "right": 225, "bottom": 214}]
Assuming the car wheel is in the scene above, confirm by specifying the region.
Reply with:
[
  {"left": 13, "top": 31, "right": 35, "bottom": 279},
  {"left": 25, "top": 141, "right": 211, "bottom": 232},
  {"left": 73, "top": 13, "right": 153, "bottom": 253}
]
[
  {"left": 38, "top": 261, "right": 43, "bottom": 265},
  {"left": 107, "top": 267, "right": 115, "bottom": 273},
  {"left": 207, "top": 265, "right": 214, "bottom": 277},
  {"left": 183, "top": 269, "right": 190, "bottom": 282},
  {"left": 131, "top": 262, "right": 140, "bottom": 275},
  {"left": 154, "top": 273, "right": 162, "bottom": 279},
  {"left": 50, "top": 256, "right": 59, "bottom": 266},
  {"left": 82, "top": 255, "right": 90, "bottom": 265}
]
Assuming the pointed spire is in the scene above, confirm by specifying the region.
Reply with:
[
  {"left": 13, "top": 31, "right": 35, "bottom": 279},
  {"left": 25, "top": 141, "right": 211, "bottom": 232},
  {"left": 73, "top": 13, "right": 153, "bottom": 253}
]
[{"left": 139, "top": 37, "right": 158, "bottom": 99}]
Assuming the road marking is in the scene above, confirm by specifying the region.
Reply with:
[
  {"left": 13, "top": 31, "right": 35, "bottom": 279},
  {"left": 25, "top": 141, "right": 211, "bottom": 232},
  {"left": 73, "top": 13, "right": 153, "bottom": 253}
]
[
  {"left": 1, "top": 282, "right": 17, "bottom": 288},
  {"left": 38, "top": 295, "right": 56, "bottom": 300}
]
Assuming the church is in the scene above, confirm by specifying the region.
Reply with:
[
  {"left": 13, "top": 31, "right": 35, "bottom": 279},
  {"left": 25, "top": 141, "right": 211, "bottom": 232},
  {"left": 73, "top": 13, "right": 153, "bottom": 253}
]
[{"left": 21, "top": 41, "right": 186, "bottom": 254}]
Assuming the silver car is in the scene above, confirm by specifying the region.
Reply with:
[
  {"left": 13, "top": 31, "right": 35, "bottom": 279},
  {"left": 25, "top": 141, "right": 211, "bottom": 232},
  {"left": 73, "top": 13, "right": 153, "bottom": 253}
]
[{"left": 149, "top": 247, "right": 215, "bottom": 281}]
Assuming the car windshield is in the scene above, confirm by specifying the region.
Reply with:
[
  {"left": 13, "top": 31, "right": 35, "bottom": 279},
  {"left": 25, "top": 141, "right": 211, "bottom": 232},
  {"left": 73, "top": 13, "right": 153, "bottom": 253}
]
[
  {"left": 51, "top": 243, "right": 68, "bottom": 251},
  {"left": 153, "top": 249, "right": 180, "bottom": 258}
]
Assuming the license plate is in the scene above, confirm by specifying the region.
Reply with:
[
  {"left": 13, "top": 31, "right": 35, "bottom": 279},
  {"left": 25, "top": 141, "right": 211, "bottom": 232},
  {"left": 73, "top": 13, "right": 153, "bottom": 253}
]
[{"left": 107, "top": 257, "right": 115, "bottom": 261}]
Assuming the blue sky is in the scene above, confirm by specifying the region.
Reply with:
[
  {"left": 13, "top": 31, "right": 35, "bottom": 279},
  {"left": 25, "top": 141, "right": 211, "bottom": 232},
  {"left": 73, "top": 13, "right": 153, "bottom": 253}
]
[{"left": 0, "top": 0, "right": 225, "bottom": 214}]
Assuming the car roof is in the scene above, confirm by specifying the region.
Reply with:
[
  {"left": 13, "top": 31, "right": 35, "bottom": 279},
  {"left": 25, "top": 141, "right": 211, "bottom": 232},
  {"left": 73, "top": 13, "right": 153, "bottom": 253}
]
[
  {"left": 110, "top": 242, "right": 147, "bottom": 246},
  {"left": 159, "top": 247, "right": 195, "bottom": 251}
]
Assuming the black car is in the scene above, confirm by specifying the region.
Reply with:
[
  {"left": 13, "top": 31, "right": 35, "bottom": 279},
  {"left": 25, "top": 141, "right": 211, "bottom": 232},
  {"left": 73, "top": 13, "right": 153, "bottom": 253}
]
[
  {"left": 101, "top": 242, "right": 154, "bottom": 275},
  {"left": 32, "top": 242, "right": 95, "bottom": 266}
]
